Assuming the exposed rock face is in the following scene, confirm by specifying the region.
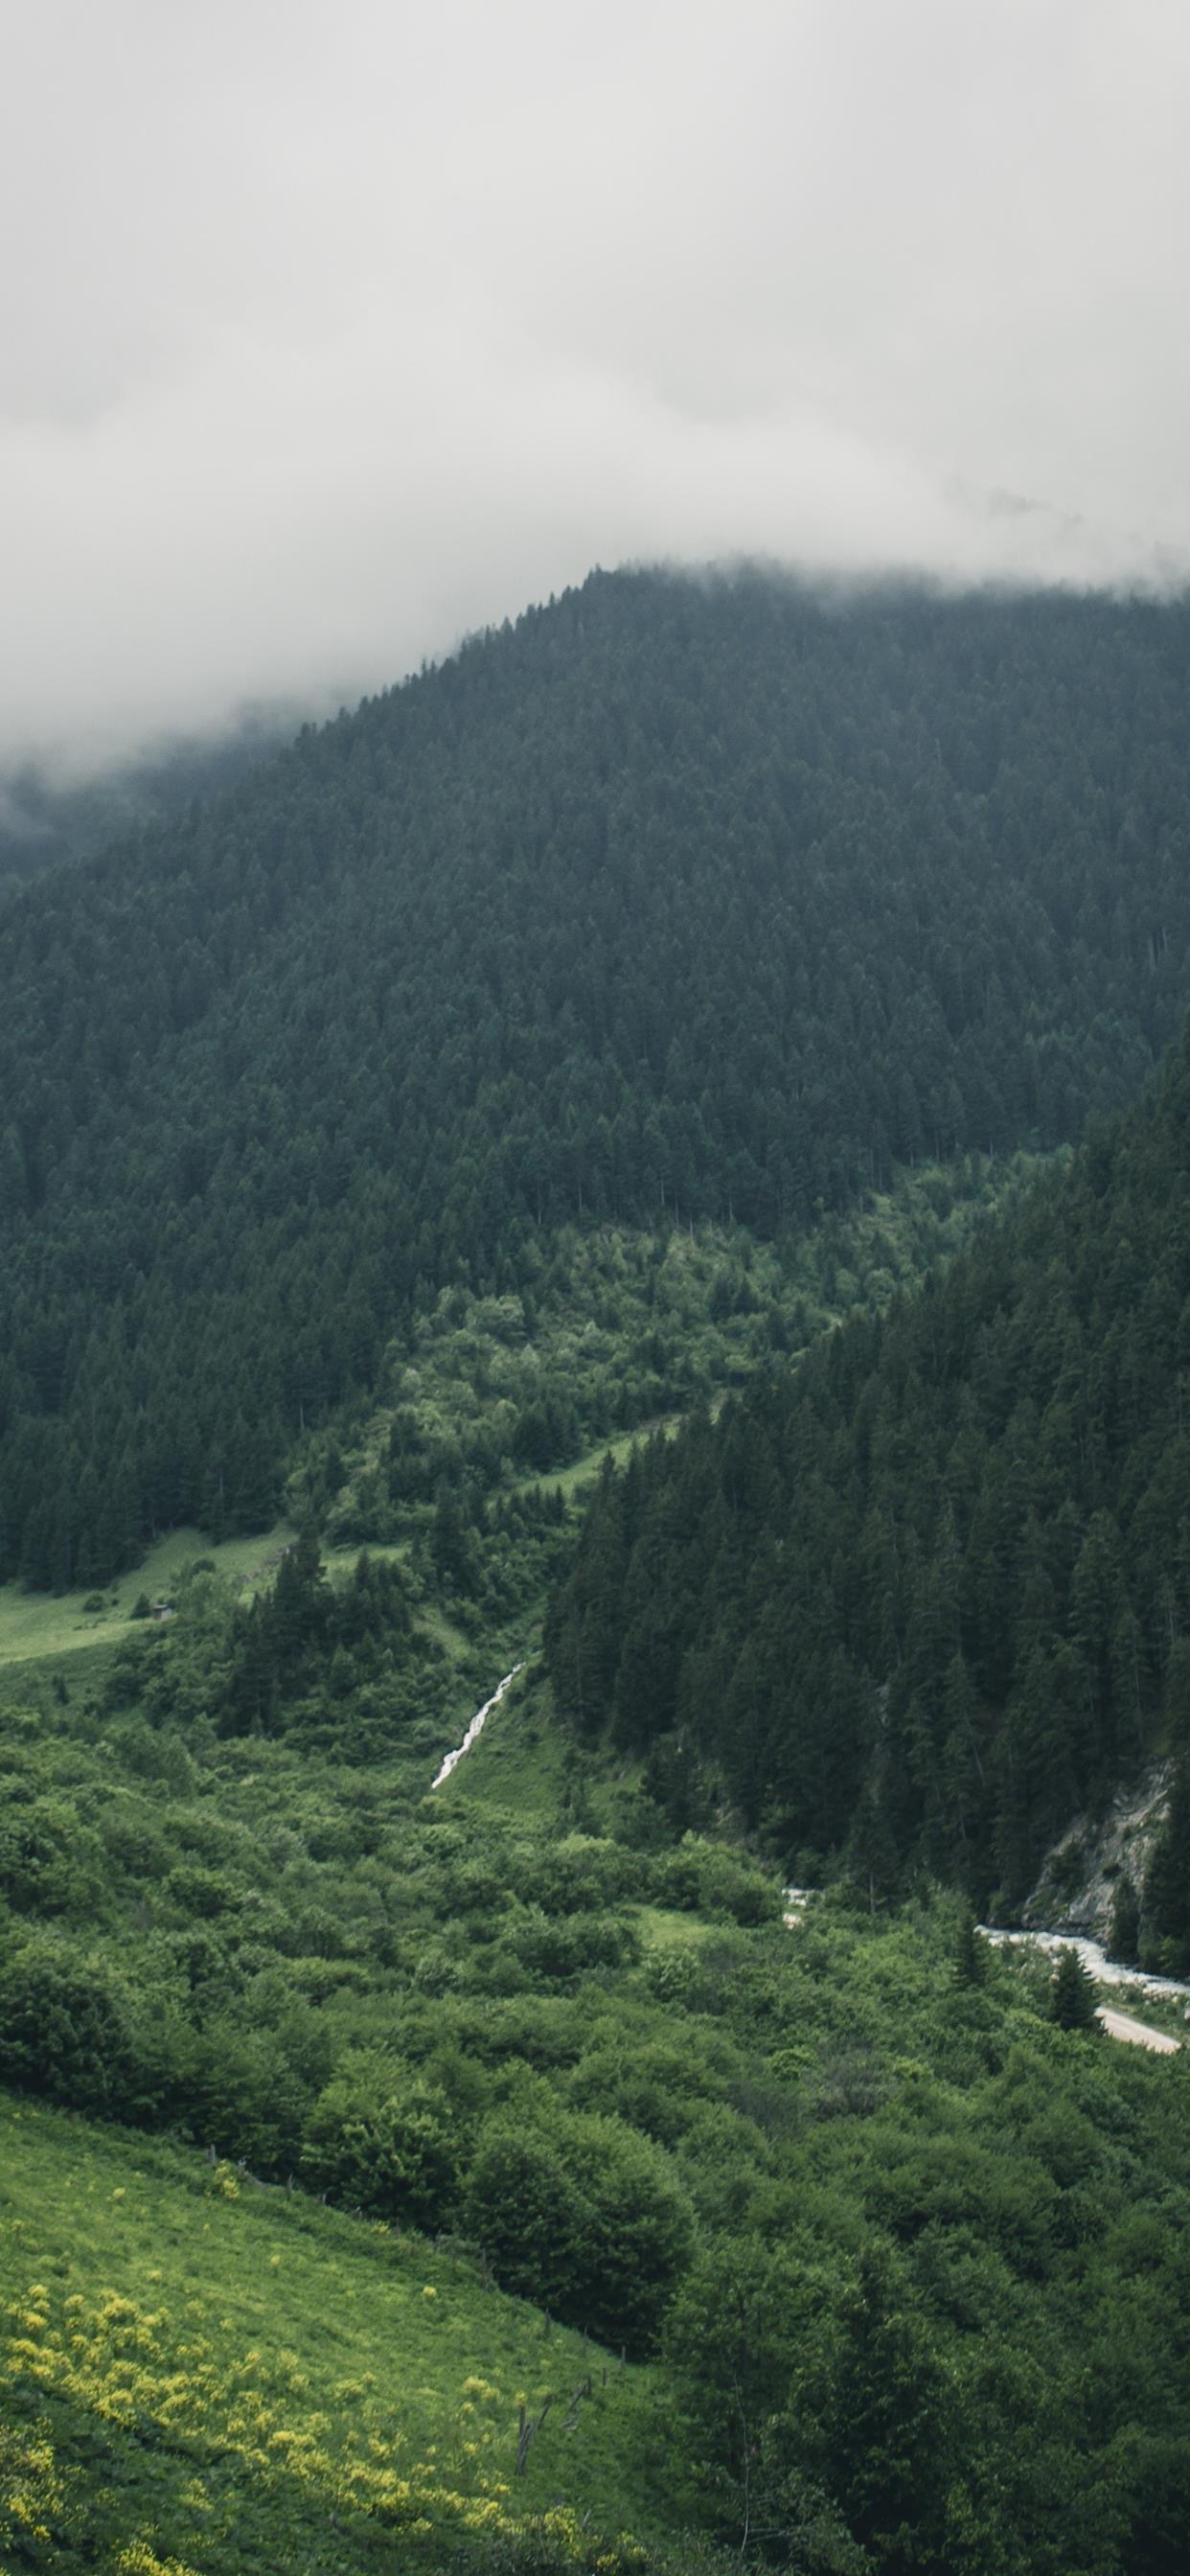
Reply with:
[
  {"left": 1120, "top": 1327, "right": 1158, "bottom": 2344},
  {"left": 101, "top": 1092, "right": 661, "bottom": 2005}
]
[{"left": 1022, "top": 1765, "right": 1171, "bottom": 1944}]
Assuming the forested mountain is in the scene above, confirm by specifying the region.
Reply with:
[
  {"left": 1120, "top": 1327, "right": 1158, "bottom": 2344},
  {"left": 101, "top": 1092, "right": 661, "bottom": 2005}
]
[
  {"left": 6, "top": 564, "right": 1190, "bottom": 2576},
  {"left": 6, "top": 566, "right": 1190, "bottom": 1586},
  {"left": 546, "top": 1025, "right": 1190, "bottom": 1948}
]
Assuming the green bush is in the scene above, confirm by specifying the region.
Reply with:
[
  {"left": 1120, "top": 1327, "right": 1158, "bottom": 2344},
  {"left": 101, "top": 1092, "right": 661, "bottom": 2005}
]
[
  {"left": 0, "top": 1793, "right": 103, "bottom": 1918},
  {"left": 301, "top": 2053, "right": 460, "bottom": 2226},
  {"left": 0, "top": 1937, "right": 149, "bottom": 2114},
  {"left": 465, "top": 2104, "right": 693, "bottom": 2354}
]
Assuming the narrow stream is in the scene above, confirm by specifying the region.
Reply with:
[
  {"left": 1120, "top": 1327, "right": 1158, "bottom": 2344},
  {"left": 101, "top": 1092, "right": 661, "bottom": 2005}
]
[{"left": 431, "top": 1664, "right": 523, "bottom": 1788}]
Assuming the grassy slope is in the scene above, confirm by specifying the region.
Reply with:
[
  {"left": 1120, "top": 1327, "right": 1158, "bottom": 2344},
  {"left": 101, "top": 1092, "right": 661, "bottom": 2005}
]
[
  {"left": 513, "top": 1415, "right": 686, "bottom": 1503},
  {"left": 0, "top": 1527, "right": 296, "bottom": 1669},
  {"left": 436, "top": 1667, "right": 571, "bottom": 1821},
  {"left": 0, "top": 1525, "right": 433, "bottom": 1675},
  {"left": 0, "top": 2096, "right": 692, "bottom": 2574}
]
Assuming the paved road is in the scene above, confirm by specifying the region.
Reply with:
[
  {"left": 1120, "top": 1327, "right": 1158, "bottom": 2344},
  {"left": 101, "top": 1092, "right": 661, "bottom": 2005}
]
[{"left": 1096, "top": 2006, "right": 1180, "bottom": 2054}]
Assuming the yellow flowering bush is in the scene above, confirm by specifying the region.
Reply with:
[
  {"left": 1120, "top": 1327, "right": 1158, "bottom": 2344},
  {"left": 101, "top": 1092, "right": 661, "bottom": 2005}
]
[
  {"left": 115, "top": 2547, "right": 203, "bottom": 2576},
  {"left": 0, "top": 2423, "right": 75, "bottom": 2560},
  {"left": 1, "top": 2279, "right": 649, "bottom": 2566}
]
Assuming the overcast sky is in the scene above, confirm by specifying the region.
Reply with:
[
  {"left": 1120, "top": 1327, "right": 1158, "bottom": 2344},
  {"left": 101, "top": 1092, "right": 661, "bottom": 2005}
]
[{"left": 4, "top": 0, "right": 1189, "bottom": 770}]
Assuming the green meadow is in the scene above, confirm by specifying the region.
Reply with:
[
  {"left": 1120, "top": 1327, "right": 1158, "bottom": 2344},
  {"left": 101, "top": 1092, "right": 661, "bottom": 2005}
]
[{"left": 0, "top": 1526, "right": 297, "bottom": 1669}]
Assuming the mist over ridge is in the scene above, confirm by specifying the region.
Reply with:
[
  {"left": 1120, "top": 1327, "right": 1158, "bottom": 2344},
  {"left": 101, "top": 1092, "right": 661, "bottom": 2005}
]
[{"left": 5, "top": 2, "right": 1190, "bottom": 774}]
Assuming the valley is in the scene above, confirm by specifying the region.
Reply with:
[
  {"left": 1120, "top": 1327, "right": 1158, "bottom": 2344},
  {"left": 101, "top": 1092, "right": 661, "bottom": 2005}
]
[{"left": 3, "top": 573, "right": 1190, "bottom": 2574}]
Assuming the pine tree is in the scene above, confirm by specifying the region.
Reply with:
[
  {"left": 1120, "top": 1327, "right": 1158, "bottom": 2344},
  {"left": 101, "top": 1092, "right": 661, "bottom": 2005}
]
[
  {"left": 1050, "top": 1946, "right": 1099, "bottom": 2032},
  {"left": 952, "top": 1908, "right": 987, "bottom": 1988}
]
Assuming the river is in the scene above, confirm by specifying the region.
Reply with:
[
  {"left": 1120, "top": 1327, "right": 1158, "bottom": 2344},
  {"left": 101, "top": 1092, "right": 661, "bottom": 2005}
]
[{"left": 978, "top": 1925, "right": 1190, "bottom": 2010}]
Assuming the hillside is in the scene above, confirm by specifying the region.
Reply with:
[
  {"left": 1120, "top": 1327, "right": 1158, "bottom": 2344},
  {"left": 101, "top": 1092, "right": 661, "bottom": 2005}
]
[
  {"left": 0, "top": 2091, "right": 688, "bottom": 2575},
  {"left": 6, "top": 570, "right": 1190, "bottom": 1583},
  {"left": 546, "top": 1024, "right": 1190, "bottom": 1944},
  {"left": 3, "top": 1625, "right": 1190, "bottom": 2576}
]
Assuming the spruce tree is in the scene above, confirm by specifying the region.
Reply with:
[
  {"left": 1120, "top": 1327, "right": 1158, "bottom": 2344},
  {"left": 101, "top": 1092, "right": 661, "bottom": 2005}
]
[
  {"left": 1050, "top": 1946, "right": 1099, "bottom": 2032},
  {"left": 953, "top": 1908, "right": 987, "bottom": 1988}
]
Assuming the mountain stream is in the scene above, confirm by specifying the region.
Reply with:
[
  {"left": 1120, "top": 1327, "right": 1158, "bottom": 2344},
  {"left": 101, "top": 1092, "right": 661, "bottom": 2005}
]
[
  {"left": 428, "top": 1700, "right": 1189, "bottom": 2048},
  {"left": 977, "top": 1925, "right": 1190, "bottom": 2004},
  {"left": 431, "top": 1664, "right": 523, "bottom": 1788}
]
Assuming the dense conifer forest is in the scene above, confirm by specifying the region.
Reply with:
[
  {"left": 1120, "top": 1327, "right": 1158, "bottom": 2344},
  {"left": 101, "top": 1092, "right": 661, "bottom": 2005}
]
[
  {"left": 547, "top": 1024, "right": 1190, "bottom": 1947},
  {"left": 6, "top": 570, "right": 1190, "bottom": 1585}
]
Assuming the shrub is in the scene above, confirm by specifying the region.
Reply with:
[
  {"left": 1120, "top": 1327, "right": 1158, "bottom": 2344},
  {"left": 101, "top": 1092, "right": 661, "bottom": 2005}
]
[
  {"left": 302, "top": 2054, "right": 460, "bottom": 2227},
  {"left": 0, "top": 1937, "right": 149, "bottom": 2113},
  {"left": 0, "top": 1794, "right": 103, "bottom": 1918},
  {"left": 465, "top": 2105, "right": 693, "bottom": 2353}
]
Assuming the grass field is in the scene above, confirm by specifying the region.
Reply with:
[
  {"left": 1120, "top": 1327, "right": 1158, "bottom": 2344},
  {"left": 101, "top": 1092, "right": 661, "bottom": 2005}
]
[
  {"left": 0, "top": 1525, "right": 419, "bottom": 1672},
  {"left": 633, "top": 1907, "right": 719, "bottom": 1955},
  {"left": 0, "top": 2093, "right": 694, "bottom": 2573},
  {"left": 0, "top": 1524, "right": 299, "bottom": 1668}
]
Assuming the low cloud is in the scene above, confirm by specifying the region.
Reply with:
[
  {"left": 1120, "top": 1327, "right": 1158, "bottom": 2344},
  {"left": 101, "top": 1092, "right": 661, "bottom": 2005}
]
[{"left": 4, "top": 0, "right": 1189, "bottom": 771}]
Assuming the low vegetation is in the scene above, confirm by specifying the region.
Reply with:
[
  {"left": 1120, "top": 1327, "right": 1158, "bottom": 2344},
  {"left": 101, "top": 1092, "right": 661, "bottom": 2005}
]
[{"left": 2, "top": 1617, "right": 1189, "bottom": 2574}]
